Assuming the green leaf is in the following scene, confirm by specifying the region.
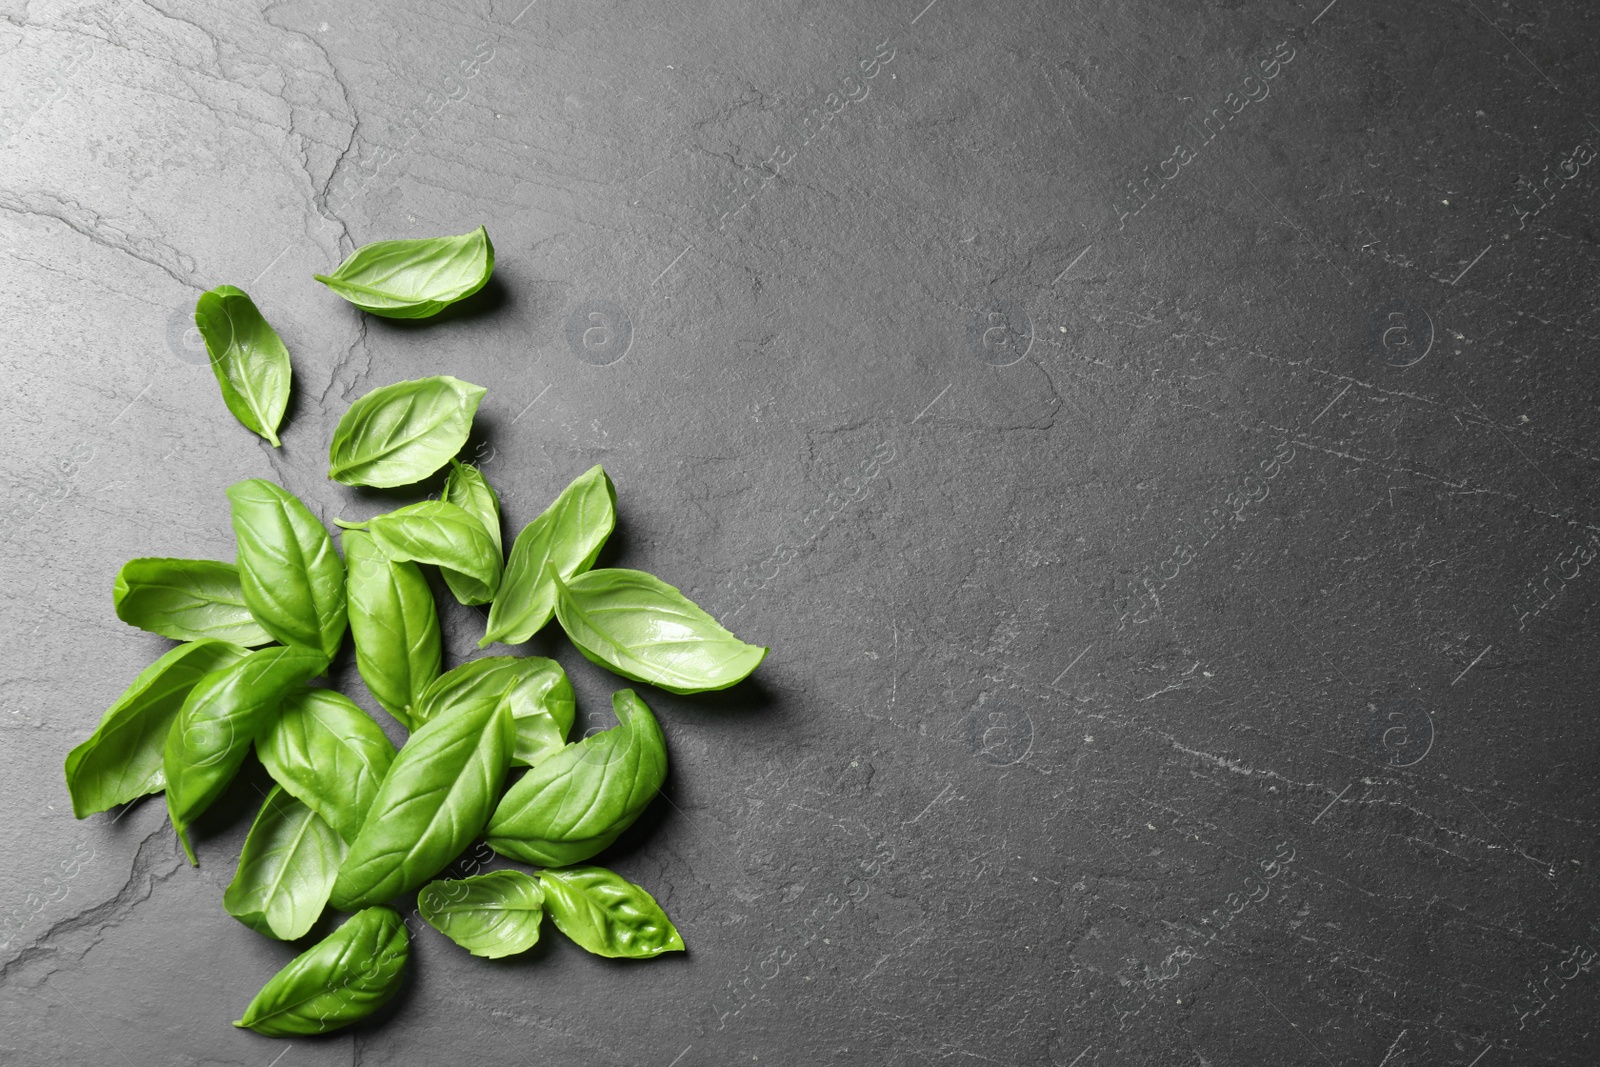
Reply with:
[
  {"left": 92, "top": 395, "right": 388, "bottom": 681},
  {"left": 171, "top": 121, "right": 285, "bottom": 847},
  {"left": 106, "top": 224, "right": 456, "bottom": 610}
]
[
  {"left": 194, "top": 285, "right": 291, "bottom": 446},
  {"left": 256, "top": 688, "right": 396, "bottom": 843},
  {"left": 163, "top": 645, "right": 328, "bottom": 865},
  {"left": 411, "top": 655, "right": 574, "bottom": 767},
  {"left": 480, "top": 464, "right": 614, "bottom": 649},
  {"left": 443, "top": 459, "right": 502, "bottom": 554},
  {"left": 352, "top": 500, "right": 501, "bottom": 606},
  {"left": 228, "top": 480, "right": 348, "bottom": 660},
  {"left": 64, "top": 641, "right": 249, "bottom": 818},
  {"left": 418, "top": 870, "right": 544, "bottom": 959},
  {"left": 313, "top": 226, "right": 494, "bottom": 319},
  {"left": 486, "top": 689, "right": 665, "bottom": 867},
  {"left": 343, "top": 529, "right": 441, "bottom": 729},
  {"left": 233, "top": 906, "right": 409, "bottom": 1037},
  {"left": 326, "top": 376, "right": 487, "bottom": 489},
  {"left": 329, "top": 697, "right": 514, "bottom": 910},
  {"left": 112, "top": 557, "right": 274, "bottom": 646},
  {"left": 552, "top": 568, "right": 767, "bottom": 694},
  {"left": 223, "top": 785, "right": 347, "bottom": 941},
  {"left": 538, "top": 866, "right": 683, "bottom": 959}
]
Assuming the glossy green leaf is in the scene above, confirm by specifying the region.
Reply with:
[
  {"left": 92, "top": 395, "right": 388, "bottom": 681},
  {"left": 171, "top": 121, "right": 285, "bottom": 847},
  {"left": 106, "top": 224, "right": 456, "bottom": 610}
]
[
  {"left": 481, "top": 465, "right": 615, "bottom": 647},
  {"left": 223, "top": 785, "right": 346, "bottom": 941},
  {"left": 411, "top": 656, "right": 574, "bottom": 767},
  {"left": 256, "top": 688, "right": 396, "bottom": 843},
  {"left": 194, "top": 285, "right": 291, "bottom": 446},
  {"left": 233, "top": 906, "right": 408, "bottom": 1037},
  {"left": 64, "top": 641, "right": 249, "bottom": 818},
  {"left": 418, "top": 870, "right": 544, "bottom": 959},
  {"left": 343, "top": 529, "right": 440, "bottom": 729},
  {"left": 326, "top": 376, "right": 487, "bottom": 489},
  {"left": 313, "top": 226, "right": 494, "bottom": 319},
  {"left": 486, "top": 689, "right": 666, "bottom": 867},
  {"left": 343, "top": 501, "right": 501, "bottom": 606},
  {"left": 443, "top": 460, "right": 502, "bottom": 554},
  {"left": 163, "top": 645, "right": 328, "bottom": 865},
  {"left": 228, "top": 480, "right": 347, "bottom": 660},
  {"left": 329, "top": 698, "right": 514, "bottom": 910},
  {"left": 553, "top": 568, "right": 767, "bottom": 694},
  {"left": 112, "top": 557, "right": 273, "bottom": 646},
  {"left": 538, "top": 866, "right": 683, "bottom": 959}
]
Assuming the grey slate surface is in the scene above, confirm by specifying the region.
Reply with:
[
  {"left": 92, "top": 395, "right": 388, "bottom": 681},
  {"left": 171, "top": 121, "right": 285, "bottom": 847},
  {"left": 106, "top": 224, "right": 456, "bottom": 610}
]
[{"left": 3, "top": 0, "right": 1599, "bottom": 1063}]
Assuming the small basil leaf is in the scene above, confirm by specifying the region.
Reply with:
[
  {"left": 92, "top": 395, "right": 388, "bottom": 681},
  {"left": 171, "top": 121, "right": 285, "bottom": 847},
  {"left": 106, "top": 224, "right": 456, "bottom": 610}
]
[
  {"left": 163, "top": 645, "right": 328, "bottom": 865},
  {"left": 194, "top": 285, "right": 291, "bottom": 446},
  {"left": 326, "top": 375, "right": 487, "bottom": 488},
  {"left": 481, "top": 465, "right": 615, "bottom": 647},
  {"left": 228, "top": 480, "right": 348, "bottom": 660},
  {"left": 233, "top": 906, "right": 409, "bottom": 1037},
  {"left": 353, "top": 501, "right": 501, "bottom": 606},
  {"left": 537, "top": 866, "right": 684, "bottom": 959},
  {"left": 329, "top": 698, "right": 515, "bottom": 910},
  {"left": 344, "top": 529, "right": 441, "bottom": 729},
  {"left": 418, "top": 870, "right": 544, "bottom": 959},
  {"left": 223, "top": 785, "right": 346, "bottom": 941},
  {"left": 112, "top": 557, "right": 274, "bottom": 646},
  {"left": 256, "top": 687, "right": 396, "bottom": 843},
  {"left": 313, "top": 226, "right": 494, "bottom": 319},
  {"left": 64, "top": 641, "right": 249, "bottom": 818},
  {"left": 411, "top": 655, "right": 573, "bottom": 767},
  {"left": 552, "top": 568, "right": 767, "bottom": 694},
  {"left": 443, "top": 460, "right": 503, "bottom": 554},
  {"left": 486, "top": 689, "right": 665, "bottom": 867}
]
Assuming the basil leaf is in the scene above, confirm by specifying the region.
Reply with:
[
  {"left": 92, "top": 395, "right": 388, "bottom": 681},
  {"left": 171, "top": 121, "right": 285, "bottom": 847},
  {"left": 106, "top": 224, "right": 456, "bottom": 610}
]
[
  {"left": 313, "top": 226, "right": 494, "bottom": 319},
  {"left": 64, "top": 641, "right": 249, "bottom": 818},
  {"left": 552, "top": 568, "right": 767, "bottom": 694},
  {"left": 481, "top": 465, "right": 614, "bottom": 648},
  {"left": 112, "top": 557, "right": 273, "bottom": 646},
  {"left": 256, "top": 687, "right": 396, "bottom": 843},
  {"left": 194, "top": 285, "right": 291, "bottom": 446},
  {"left": 344, "top": 529, "right": 441, "bottom": 729},
  {"left": 346, "top": 501, "right": 501, "bottom": 606},
  {"left": 418, "top": 870, "right": 544, "bottom": 959},
  {"left": 329, "top": 697, "right": 515, "bottom": 910},
  {"left": 411, "top": 655, "right": 574, "bottom": 767},
  {"left": 163, "top": 645, "right": 328, "bottom": 865},
  {"left": 228, "top": 479, "right": 348, "bottom": 660},
  {"left": 443, "top": 460, "right": 502, "bottom": 554},
  {"left": 233, "top": 906, "right": 409, "bottom": 1037},
  {"left": 223, "top": 785, "right": 346, "bottom": 941},
  {"left": 327, "top": 376, "right": 487, "bottom": 489},
  {"left": 486, "top": 688, "right": 666, "bottom": 866},
  {"left": 538, "top": 866, "right": 684, "bottom": 959}
]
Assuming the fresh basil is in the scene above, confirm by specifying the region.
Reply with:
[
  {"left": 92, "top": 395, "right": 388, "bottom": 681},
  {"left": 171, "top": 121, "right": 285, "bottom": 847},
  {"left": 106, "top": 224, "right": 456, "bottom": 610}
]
[
  {"left": 481, "top": 465, "right": 615, "bottom": 648},
  {"left": 444, "top": 460, "right": 502, "bottom": 554},
  {"left": 329, "top": 697, "right": 514, "bottom": 910},
  {"left": 112, "top": 558, "right": 273, "bottom": 646},
  {"left": 163, "top": 645, "right": 328, "bottom": 865},
  {"left": 194, "top": 285, "right": 291, "bottom": 447},
  {"left": 418, "top": 870, "right": 544, "bottom": 959},
  {"left": 411, "top": 655, "right": 573, "bottom": 767},
  {"left": 233, "top": 906, "right": 409, "bottom": 1037},
  {"left": 343, "top": 529, "right": 441, "bottom": 729},
  {"left": 538, "top": 866, "right": 683, "bottom": 959},
  {"left": 326, "top": 375, "right": 487, "bottom": 489},
  {"left": 340, "top": 501, "right": 501, "bottom": 606},
  {"left": 313, "top": 226, "right": 494, "bottom": 319},
  {"left": 553, "top": 568, "right": 767, "bottom": 694},
  {"left": 256, "top": 687, "right": 396, "bottom": 843},
  {"left": 486, "top": 688, "right": 665, "bottom": 866},
  {"left": 223, "top": 785, "right": 346, "bottom": 941},
  {"left": 227, "top": 479, "right": 347, "bottom": 660},
  {"left": 64, "top": 640, "right": 249, "bottom": 818}
]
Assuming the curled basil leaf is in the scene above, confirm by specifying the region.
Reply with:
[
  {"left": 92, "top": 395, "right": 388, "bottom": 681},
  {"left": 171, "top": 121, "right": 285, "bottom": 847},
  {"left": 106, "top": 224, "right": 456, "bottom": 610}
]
[
  {"left": 344, "top": 529, "right": 441, "bottom": 730},
  {"left": 418, "top": 870, "right": 544, "bottom": 959},
  {"left": 194, "top": 285, "right": 291, "bottom": 446},
  {"left": 538, "top": 866, "right": 684, "bottom": 959},
  {"left": 326, "top": 376, "right": 487, "bottom": 489},
  {"left": 233, "top": 906, "right": 409, "bottom": 1037},
  {"left": 228, "top": 479, "right": 347, "bottom": 660},
  {"left": 486, "top": 689, "right": 665, "bottom": 867},
  {"left": 256, "top": 687, "right": 396, "bottom": 843},
  {"left": 413, "top": 656, "right": 574, "bottom": 767},
  {"left": 341, "top": 501, "right": 501, "bottom": 606},
  {"left": 64, "top": 640, "right": 249, "bottom": 818},
  {"left": 223, "top": 785, "right": 346, "bottom": 941},
  {"left": 444, "top": 460, "right": 502, "bottom": 554},
  {"left": 112, "top": 557, "right": 273, "bottom": 646},
  {"left": 553, "top": 568, "right": 767, "bottom": 694},
  {"left": 481, "top": 464, "right": 615, "bottom": 648},
  {"left": 313, "top": 226, "right": 494, "bottom": 319}
]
